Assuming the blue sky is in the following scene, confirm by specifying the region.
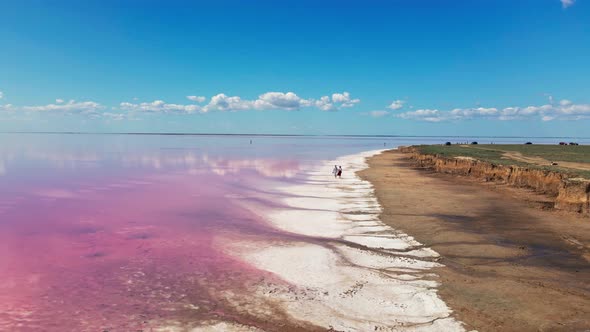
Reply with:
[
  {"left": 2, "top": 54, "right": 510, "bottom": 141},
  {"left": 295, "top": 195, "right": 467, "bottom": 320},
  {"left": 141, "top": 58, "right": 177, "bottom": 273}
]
[{"left": 1, "top": 0, "right": 589, "bottom": 136}]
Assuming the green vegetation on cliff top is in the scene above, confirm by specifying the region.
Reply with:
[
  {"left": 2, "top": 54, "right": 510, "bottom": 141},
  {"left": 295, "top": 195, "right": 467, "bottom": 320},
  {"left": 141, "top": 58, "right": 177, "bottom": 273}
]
[{"left": 413, "top": 144, "right": 590, "bottom": 179}]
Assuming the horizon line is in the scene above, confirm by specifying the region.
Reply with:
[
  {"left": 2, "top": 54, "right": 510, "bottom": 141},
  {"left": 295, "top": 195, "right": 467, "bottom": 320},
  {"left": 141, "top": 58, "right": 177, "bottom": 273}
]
[{"left": 0, "top": 131, "right": 589, "bottom": 140}]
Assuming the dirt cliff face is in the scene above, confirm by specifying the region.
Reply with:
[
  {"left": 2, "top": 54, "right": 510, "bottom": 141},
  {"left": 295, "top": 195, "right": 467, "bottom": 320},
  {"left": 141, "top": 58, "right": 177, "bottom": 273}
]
[
  {"left": 399, "top": 146, "right": 590, "bottom": 216},
  {"left": 557, "top": 178, "right": 590, "bottom": 214}
]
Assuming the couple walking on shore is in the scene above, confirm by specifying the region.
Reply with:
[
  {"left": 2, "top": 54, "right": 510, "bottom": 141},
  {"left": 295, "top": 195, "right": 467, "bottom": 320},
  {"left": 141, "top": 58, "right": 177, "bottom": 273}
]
[{"left": 332, "top": 165, "right": 343, "bottom": 179}]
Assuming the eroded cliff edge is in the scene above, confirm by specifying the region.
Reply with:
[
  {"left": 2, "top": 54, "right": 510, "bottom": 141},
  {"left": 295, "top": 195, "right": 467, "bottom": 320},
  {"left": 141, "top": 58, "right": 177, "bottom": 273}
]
[{"left": 399, "top": 146, "right": 590, "bottom": 216}]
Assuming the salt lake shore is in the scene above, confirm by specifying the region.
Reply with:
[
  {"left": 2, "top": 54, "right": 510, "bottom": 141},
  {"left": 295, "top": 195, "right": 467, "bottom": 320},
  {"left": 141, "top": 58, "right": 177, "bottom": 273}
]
[
  {"left": 359, "top": 149, "right": 590, "bottom": 332},
  {"left": 182, "top": 150, "right": 467, "bottom": 331},
  {"left": 159, "top": 148, "right": 589, "bottom": 332}
]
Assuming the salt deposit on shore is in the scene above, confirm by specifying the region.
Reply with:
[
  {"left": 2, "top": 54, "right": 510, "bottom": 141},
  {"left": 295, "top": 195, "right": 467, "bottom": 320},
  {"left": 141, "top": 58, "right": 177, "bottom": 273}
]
[
  {"left": 157, "top": 321, "right": 264, "bottom": 332},
  {"left": 225, "top": 150, "right": 466, "bottom": 331}
]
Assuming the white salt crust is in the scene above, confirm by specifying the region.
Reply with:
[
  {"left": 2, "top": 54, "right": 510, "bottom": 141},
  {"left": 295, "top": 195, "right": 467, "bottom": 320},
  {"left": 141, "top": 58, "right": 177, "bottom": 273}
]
[{"left": 221, "top": 150, "right": 467, "bottom": 331}]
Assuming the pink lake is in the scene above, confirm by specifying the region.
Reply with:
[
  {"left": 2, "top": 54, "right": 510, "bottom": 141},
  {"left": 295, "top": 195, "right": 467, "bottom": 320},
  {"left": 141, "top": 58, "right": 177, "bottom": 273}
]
[
  {"left": 1, "top": 133, "right": 566, "bottom": 331},
  {"left": 0, "top": 134, "right": 398, "bottom": 331}
]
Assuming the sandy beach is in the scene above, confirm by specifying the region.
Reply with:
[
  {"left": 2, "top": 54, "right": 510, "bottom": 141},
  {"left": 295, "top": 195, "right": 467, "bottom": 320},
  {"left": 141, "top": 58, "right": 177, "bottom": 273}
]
[{"left": 359, "top": 149, "right": 590, "bottom": 331}]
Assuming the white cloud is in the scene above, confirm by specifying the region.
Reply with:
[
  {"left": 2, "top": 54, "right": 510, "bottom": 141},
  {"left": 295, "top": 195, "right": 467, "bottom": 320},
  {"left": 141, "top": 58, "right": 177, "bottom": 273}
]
[
  {"left": 203, "top": 94, "right": 253, "bottom": 112},
  {"left": 0, "top": 91, "right": 15, "bottom": 113},
  {"left": 119, "top": 100, "right": 201, "bottom": 114},
  {"left": 0, "top": 104, "right": 14, "bottom": 112},
  {"left": 387, "top": 99, "right": 405, "bottom": 110},
  {"left": 396, "top": 99, "right": 590, "bottom": 122},
  {"left": 22, "top": 100, "right": 103, "bottom": 115},
  {"left": 331, "top": 92, "right": 360, "bottom": 108},
  {"left": 369, "top": 110, "right": 390, "bottom": 118},
  {"left": 201, "top": 91, "right": 360, "bottom": 112},
  {"left": 186, "top": 95, "right": 206, "bottom": 103},
  {"left": 254, "top": 92, "right": 308, "bottom": 111},
  {"left": 397, "top": 109, "right": 443, "bottom": 122},
  {"left": 560, "top": 99, "right": 572, "bottom": 106},
  {"left": 202, "top": 92, "right": 310, "bottom": 112},
  {"left": 311, "top": 92, "right": 359, "bottom": 112},
  {"left": 561, "top": 0, "right": 575, "bottom": 8},
  {"left": 4, "top": 91, "right": 361, "bottom": 118},
  {"left": 313, "top": 95, "right": 335, "bottom": 111}
]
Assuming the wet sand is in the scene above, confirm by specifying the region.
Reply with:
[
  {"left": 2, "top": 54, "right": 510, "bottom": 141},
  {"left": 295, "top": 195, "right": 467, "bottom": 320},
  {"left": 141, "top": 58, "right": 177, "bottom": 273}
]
[{"left": 359, "top": 150, "right": 590, "bottom": 332}]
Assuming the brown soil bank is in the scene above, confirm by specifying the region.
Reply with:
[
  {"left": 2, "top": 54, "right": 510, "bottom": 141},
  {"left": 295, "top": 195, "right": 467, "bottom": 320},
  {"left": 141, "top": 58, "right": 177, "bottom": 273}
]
[
  {"left": 359, "top": 150, "right": 590, "bottom": 332},
  {"left": 398, "top": 146, "right": 590, "bottom": 215}
]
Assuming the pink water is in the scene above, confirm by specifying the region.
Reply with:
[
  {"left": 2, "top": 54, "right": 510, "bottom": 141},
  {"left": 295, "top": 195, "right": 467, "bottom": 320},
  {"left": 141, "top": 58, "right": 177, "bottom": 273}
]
[{"left": 0, "top": 134, "right": 397, "bottom": 330}]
